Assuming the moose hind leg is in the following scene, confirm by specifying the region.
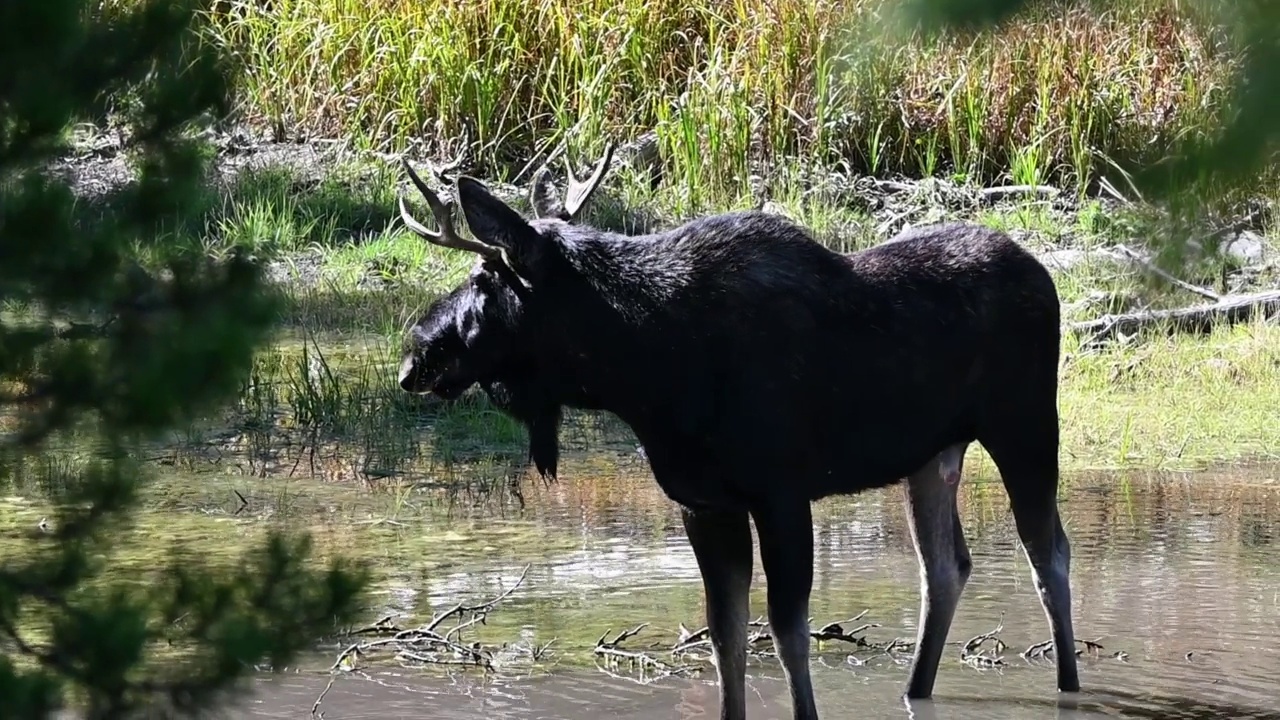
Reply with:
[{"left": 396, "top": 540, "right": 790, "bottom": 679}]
[
  {"left": 982, "top": 418, "right": 1080, "bottom": 693},
  {"left": 681, "top": 507, "right": 754, "bottom": 720},
  {"left": 902, "top": 442, "right": 972, "bottom": 700},
  {"left": 751, "top": 499, "right": 820, "bottom": 720}
]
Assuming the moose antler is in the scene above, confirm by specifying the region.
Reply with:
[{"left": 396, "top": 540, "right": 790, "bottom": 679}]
[
  {"left": 530, "top": 141, "right": 617, "bottom": 221},
  {"left": 399, "top": 157, "right": 503, "bottom": 259},
  {"left": 564, "top": 141, "right": 616, "bottom": 217}
]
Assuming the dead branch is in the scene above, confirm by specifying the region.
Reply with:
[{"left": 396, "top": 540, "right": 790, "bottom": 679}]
[
  {"left": 666, "top": 610, "right": 914, "bottom": 675},
  {"left": 960, "top": 613, "right": 1007, "bottom": 669},
  {"left": 961, "top": 622, "right": 1128, "bottom": 675},
  {"left": 1112, "top": 244, "right": 1221, "bottom": 301},
  {"left": 811, "top": 611, "right": 881, "bottom": 647},
  {"left": 312, "top": 566, "right": 549, "bottom": 719},
  {"left": 977, "top": 184, "right": 1061, "bottom": 204},
  {"left": 423, "top": 563, "right": 530, "bottom": 635},
  {"left": 600, "top": 610, "right": 1132, "bottom": 688},
  {"left": 310, "top": 675, "right": 335, "bottom": 719},
  {"left": 594, "top": 623, "right": 695, "bottom": 681},
  {"left": 596, "top": 623, "right": 650, "bottom": 649},
  {"left": 670, "top": 610, "right": 880, "bottom": 659},
  {"left": 1022, "top": 637, "right": 1107, "bottom": 661},
  {"left": 321, "top": 564, "right": 538, "bottom": 678},
  {"left": 866, "top": 178, "right": 1059, "bottom": 206},
  {"left": 1067, "top": 289, "right": 1280, "bottom": 344}
]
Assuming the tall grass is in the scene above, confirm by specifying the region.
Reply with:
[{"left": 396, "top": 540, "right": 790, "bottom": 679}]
[{"left": 197, "top": 0, "right": 1240, "bottom": 202}]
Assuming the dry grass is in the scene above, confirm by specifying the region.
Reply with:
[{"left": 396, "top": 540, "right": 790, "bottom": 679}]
[{"left": 189, "top": 0, "right": 1242, "bottom": 204}]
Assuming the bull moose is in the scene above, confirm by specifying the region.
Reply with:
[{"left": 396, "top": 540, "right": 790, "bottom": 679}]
[{"left": 394, "top": 144, "right": 1080, "bottom": 720}]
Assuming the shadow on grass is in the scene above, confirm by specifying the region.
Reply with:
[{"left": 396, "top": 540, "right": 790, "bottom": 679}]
[
  {"left": 585, "top": 188, "right": 669, "bottom": 236},
  {"left": 277, "top": 283, "right": 441, "bottom": 337},
  {"left": 206, "top": 162, "right": 403, "bottom": 252},
  {"left": 58, "top": 153, "right": 403, "bottom": 257}
]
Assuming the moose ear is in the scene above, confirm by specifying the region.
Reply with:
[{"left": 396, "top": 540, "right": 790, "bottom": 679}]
[{"left": 455, "top": 176, "right": 546, "bottom": 271}]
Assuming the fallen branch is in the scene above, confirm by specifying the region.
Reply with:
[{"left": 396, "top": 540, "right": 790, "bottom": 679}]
[
  {"left": 1067, "top": 289, "right": 1280, "bottom": 344},
  {"left": 424, "top": 563, "right": 530, "bottom": 636},
  {"left": 1112, "top": 244, "right": 1221, "bottom": 301},
  {"left": 311, "top": 565, "right": 547, "bottom": 717},
  {"left": 977, "top": 184, "right": 1061, "bottom": 204},
  {"left": 309, "top": 676, "right": 335, "bottom": 719},
  {"left": 960, "top": 614, "right": 1007, "bottom": 669},
  {"left": 958, "top": 619, "right": 1128, "bottom": 674},
  {"left": 597, "top": 609, "right": 1133, "bottom": 686},
  {"left": 591, "top": 611, "right": 898, "bottom": 684},
  {"left": 868, "top": 178, "right": 1059, "bottom": 204},
  {"left": 811, "top": 613, "right": 881, "bottom": 647},
  {"left": 1022, "top": 637, "right": 1107, "bottom": 661},
  {"left": 672, "top": 611, "right": 881, "bottom": 659},
  {"left": 594, "top": 623, "right": 695, "bottom": 682},
  {"left": 322, "top": 564, "right": 538, "bottom": 677}
]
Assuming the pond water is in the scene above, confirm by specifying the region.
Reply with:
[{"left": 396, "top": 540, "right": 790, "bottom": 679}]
[{"left": 196, "top": 457, "right": 1280, "bottom": 719}]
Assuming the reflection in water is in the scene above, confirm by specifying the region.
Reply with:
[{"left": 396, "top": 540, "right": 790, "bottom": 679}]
[{"left": 240, "top": 461, "right": 1280, "bottom": 718}]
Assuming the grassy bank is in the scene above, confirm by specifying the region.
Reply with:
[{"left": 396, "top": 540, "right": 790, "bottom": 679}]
[
  {"left": 65, "top": 149, "right": 1267, "bottom": 484},
  {"left": 34, "top": 0, "right": 1280, "bottom": 493},
  {"left": 189, "top": 0, "right": 1244, "bottom": 202}
]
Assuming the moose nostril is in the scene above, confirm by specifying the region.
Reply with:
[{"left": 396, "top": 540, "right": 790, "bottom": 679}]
[{"left": 397, "top": 355, "right": 419, "bottom": 391}]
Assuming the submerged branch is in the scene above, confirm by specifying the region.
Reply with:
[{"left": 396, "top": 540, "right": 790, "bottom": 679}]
[
  {"left": 322, "top": 564, "right": 536, "bottom": 677},
  {"left": 954, "top": 615, "right": 1125, "bottom": 671},
  {"left": 314, "top": 571, "right": 1136, "bottom": 707},
  {"left": 594, "top": 623, "right": 696, "bottom": 683},
  {"left": 599, "top": 607, "right": 1134, "bottom": 685},
  {"left": 312, "top": 566, "right": 550, "bottom": 717},
  {"left": 960, "top": 614, "right": 1008, "bottom": 669},
  {"left": 598, "top": 609, "right": 918, "bottom": 683},
  {"left": 423, "top": 563, "right": 530, "bottom": 636}
]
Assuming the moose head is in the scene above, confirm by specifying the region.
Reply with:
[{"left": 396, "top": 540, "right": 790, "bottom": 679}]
[
  {"left": 395, "top": 142, "right": 615, "bottom": 399},
  {"left": 395, "top": 143, "right": 616, "bottom": 480}
]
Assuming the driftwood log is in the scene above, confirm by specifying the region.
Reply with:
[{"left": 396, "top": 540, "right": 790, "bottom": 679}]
[{"left": 1067, "top": 289, "right": 1280, "bottom": 343}]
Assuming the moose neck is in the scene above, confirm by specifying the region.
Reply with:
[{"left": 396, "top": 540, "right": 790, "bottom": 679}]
[{"left": 525, "top": 227, "right": 729, "bottom": 442}]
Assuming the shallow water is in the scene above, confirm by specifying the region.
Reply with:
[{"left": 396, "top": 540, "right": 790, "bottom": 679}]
[
  {"left": 190, "top": 458, "right": 1280, "bottom": 719},
  {"left": 238, "top": 671, "right": 1280, "bottom": 719}
]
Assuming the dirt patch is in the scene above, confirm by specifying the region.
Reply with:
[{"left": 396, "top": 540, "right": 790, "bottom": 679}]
[{"left": 44, "top": 124, "right": 344, "bottom": 200}]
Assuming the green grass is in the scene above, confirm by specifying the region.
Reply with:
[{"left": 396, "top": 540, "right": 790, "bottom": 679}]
[
  {"left": 112, "top": 152, "right": 1273, "bottom": 484},
  {"left": 180, "top": 0, "right": 1254, "bottom": 205},
  {"left": 30, "top": 137, "right": 1276, "bottom": 485}
]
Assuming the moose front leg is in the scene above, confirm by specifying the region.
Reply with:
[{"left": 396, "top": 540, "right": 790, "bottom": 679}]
[{"left": 681, "top": 506, "right": 754, "bottom": 720}]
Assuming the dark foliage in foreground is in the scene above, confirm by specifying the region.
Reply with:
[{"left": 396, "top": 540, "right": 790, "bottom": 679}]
[{"left": 0, "top": 1, "right": 368, "bottom": 717}]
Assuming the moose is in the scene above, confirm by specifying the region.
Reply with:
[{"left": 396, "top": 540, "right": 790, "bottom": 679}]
[
  {"left": 400, "top": 144, "right": 622, "bottom": 480},
  {"left": 394, "top": 144, "right": 1080, "bottom": 720}
]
